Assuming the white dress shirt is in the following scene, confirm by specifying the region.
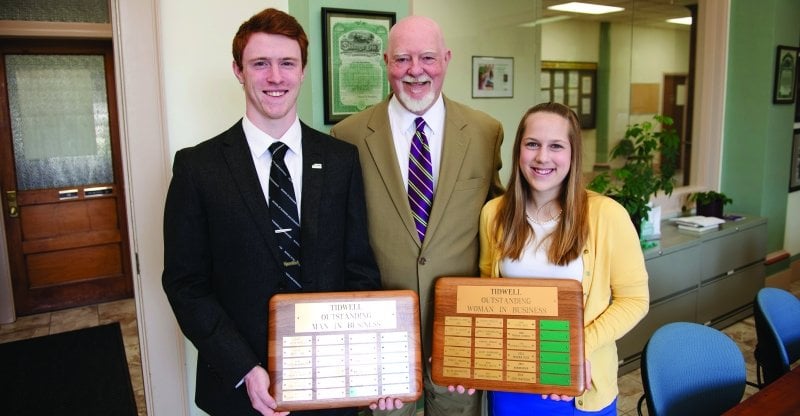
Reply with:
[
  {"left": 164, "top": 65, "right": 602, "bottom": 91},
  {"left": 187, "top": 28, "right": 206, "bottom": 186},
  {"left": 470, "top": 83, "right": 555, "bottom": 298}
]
[
  {"left": 387, "top": 95, "right": 445, "bottom": 192},
  {"left": 243, "top": 115, "right": 303, "bottom": 219}
]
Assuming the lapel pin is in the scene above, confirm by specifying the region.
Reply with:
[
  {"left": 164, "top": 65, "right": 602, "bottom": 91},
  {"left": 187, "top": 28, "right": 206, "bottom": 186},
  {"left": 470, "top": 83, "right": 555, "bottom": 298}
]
[{"left": 312, "top": 163, "right": 322, "bottom": 169}]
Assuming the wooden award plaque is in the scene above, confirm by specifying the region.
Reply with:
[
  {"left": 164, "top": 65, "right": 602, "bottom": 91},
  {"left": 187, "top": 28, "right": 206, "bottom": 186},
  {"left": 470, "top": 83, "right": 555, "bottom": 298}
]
[
  {"left": 432, "top": 277, "right": 585, "bottom": 396},
  {"left": 268, "top": 290, "right": 422, "bottom": 412}
]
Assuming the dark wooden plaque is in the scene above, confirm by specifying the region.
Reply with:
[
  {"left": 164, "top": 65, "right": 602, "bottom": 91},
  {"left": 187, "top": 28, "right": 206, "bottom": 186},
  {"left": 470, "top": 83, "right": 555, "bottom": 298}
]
[
  {"left": 268, "top": 290, "right": 422, "bottom": 411},
  {"left": 432, "top": 277, "right": 585, "bottom": 396}
]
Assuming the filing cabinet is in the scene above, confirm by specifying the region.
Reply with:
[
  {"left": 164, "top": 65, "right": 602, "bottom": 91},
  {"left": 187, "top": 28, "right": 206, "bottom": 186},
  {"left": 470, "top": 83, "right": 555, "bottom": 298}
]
[{"left": 617, "top": 216, "right": 767, "bottom": 374}]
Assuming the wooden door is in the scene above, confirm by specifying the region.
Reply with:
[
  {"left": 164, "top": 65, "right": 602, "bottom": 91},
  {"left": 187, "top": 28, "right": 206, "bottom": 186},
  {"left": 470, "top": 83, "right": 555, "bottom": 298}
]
[
  {"left": 0, "top": 38, "right": 132, "bottom": 315},
  {"left": 662, "top": 74, "right": 689, "bottom": 184}
]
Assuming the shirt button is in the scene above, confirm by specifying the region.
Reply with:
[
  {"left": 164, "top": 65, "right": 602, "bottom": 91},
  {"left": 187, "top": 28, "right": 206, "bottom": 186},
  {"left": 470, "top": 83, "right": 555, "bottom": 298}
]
[
  {"left": 583, "top": 249, "right": 589, "bottom": 254},
  {"left": 419, "top": 257, "right": 427, "bottom": 265},
  {"left": 578, "top": 399, "right": 583, "bottom": 406}
]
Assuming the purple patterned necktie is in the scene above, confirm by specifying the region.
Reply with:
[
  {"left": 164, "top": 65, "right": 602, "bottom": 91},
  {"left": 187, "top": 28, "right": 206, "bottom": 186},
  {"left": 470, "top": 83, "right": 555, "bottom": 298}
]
[{"left": 408, "top": 117, "right": 434, "bottom": 243}]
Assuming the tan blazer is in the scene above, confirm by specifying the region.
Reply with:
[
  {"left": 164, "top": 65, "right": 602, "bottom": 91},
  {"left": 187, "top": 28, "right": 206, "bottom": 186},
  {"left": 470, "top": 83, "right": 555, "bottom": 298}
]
[{"left": 331, "top": 96, "right": 504, "bottom": 357}]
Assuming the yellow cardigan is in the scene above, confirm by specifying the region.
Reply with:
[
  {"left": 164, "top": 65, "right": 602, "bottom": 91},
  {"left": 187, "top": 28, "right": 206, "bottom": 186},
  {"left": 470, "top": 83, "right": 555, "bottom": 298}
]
[{"left": 479, "top": 191, "right": 649, "bottom": 411}]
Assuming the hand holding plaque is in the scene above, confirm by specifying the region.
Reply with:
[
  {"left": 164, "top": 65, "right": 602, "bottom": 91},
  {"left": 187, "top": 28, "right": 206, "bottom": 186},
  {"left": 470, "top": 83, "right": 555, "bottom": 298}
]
[
  {"left": 268, "top": 290, "right": 422, "bottom": 412},
  {"left": 431, "top": 277, "right": 585, "bottom": 397}
]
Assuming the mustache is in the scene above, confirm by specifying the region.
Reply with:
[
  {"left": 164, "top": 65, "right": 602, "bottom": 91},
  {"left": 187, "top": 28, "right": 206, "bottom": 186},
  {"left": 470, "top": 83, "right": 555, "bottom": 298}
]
[{"left": 401, "top": 75, "right": 432, "bottom": 83}]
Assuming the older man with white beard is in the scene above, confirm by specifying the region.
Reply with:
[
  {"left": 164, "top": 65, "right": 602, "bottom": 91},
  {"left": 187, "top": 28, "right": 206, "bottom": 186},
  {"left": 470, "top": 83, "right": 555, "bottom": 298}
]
[{"left": 330, "top": 15, "right": 504, "bottom": 416}]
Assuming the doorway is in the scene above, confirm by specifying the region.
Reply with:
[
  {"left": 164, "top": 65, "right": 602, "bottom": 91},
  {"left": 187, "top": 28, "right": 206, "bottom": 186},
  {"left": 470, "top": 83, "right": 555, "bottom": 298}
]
[
  {"left": 0, "top": 38, "right": 132, "bottom": 316},
  {"left": 662, "top": 74, "right": 690, "bottom": 185}
]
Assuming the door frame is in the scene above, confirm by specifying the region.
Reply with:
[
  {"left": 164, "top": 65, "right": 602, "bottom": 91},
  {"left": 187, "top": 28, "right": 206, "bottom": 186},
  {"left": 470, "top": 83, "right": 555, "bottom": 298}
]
[
  {"left": 110, "top": 1, "right": 188, "bottom": 414},
  {"left": 0, "top": 38, "right": 133, "bottom": 315},
  {"left": 662, "top": 73, "right": 689, "bottom": 184}
]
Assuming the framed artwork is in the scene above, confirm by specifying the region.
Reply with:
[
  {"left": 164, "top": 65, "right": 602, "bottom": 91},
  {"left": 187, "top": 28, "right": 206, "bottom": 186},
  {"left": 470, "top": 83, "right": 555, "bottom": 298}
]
[
  {"left": 790, "top": 129, "right": 800, "bottom": 192},
  {"left": 472, "top": 56, "right": 514, "bottom": 98},
  {"left": 773, "top": 45, "right": 798, "bottom": 104},
  {"left": 796, "top": 51, "right": 800, "bottom": 122},
  {"left": 321, "top": 8, "right": 395, "bottom": 124}
]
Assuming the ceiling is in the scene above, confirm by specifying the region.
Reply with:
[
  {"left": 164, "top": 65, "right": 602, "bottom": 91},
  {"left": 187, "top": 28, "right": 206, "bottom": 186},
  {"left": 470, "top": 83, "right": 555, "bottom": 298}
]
[{"left": 540, "top": 0, "right": 697, "bottom": 30}]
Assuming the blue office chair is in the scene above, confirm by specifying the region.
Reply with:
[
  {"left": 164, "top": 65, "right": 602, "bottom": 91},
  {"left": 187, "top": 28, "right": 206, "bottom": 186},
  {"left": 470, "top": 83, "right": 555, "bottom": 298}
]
[
  {"left": 637, "top": 322, "right": 746, "bottom": 416},
  {"left": 753, "top": 287, "right": 800, "bottom": 387}
]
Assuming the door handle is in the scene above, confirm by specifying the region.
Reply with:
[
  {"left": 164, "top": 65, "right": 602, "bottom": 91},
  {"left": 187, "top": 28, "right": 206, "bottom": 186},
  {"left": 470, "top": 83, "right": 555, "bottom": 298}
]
[{"left": 6, "top": 191, "right": 18, "bottom": 218}]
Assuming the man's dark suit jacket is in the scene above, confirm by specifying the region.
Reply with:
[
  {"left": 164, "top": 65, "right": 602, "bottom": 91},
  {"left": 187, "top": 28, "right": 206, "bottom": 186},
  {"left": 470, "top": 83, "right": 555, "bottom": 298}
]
[{"left": 163, "top": 120, "right": 381, "bottom": 415}]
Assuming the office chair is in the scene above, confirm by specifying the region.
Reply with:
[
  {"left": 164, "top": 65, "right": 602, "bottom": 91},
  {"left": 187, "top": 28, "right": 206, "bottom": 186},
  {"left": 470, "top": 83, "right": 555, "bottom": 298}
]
[
  {"left": 637, "top": 322, "right": 746, "bottom": 416},
  {"left": 753, "top": 287, "right": 800, "bottom": 387}
]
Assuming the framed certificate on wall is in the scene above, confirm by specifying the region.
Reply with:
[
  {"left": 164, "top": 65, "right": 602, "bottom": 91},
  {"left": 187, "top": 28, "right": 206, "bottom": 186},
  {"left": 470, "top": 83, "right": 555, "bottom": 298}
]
[{"left": 321, "top": 8, "right": 395, "bottom": 124}]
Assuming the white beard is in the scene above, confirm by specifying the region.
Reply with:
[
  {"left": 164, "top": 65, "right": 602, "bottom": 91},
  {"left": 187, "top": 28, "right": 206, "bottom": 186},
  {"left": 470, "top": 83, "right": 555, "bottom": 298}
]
[
  {"left": 396, "top": 76, "right": 437, "bottom": 114},
  {"left": 397, "top": 89, "right": 436, "bottom": 113}
]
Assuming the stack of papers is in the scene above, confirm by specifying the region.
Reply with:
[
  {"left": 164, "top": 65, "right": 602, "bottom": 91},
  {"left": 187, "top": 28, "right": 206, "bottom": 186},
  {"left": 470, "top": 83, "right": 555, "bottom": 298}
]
[{"left": 670, "top": 216, "right": 725, "bottom": 233}]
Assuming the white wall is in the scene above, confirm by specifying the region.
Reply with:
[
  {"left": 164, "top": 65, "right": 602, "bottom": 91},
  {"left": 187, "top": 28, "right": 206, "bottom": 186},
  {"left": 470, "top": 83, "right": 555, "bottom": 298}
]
[
  {"left": 159, "top": 1, "right": 283, "bottom": 155},
  {"left": 541, "top": 19, "right": 601, "bottom": 172},
  {"left": 112, "top": 0, "right": 180, "bottom": 413},
  {"left": 158, "top": 2, "right": 288, "bottom": 414},
  {"left": 542, "top": 19, "right": 600, "bottom": 62},
  {"left": 631, "top": 25, "right": 690, "bottom": 83}
]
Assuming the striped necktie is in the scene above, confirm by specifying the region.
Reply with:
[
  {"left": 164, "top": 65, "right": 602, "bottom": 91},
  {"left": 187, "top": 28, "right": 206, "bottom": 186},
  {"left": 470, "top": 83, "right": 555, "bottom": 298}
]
[
  {"left": 268, "top": 142, "right": 301, "bottom": 289},
  {"left": 408, "top": 117, "right": 434, "bottom": 243}
]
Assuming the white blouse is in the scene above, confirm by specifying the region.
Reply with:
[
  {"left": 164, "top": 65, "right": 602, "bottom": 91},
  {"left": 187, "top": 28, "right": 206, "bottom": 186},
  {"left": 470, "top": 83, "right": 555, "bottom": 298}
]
[{"left": 499, "top": 217, "right": 584, "bottom": 281}]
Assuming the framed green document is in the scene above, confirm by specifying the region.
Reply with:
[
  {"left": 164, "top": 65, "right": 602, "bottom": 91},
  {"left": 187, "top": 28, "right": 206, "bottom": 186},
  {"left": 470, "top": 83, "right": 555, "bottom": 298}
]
[
  {"left": 268, "top": 290, "right": 422, "bottom": 411},
  {"left": 321, "top": 8, "right": 395, "bottom": 124},
  {"left": 432, "top": 277, "right": 585, "bottom": 396}
]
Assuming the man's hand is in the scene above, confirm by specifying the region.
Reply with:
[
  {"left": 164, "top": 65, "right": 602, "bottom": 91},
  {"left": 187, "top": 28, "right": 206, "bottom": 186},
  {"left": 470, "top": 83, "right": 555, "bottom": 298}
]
[
  {"left": 369, "top": 397, "right": 404, "bottom": 411},
  {"left": 244, "top": 366, "right": 290, "bottom": 416}
]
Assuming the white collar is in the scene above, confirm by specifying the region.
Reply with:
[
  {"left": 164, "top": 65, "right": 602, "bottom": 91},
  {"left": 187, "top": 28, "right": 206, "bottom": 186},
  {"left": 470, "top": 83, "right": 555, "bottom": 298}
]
[
  {"left": 388, "top": 94, "right": 445, "bottom": 136},
  {"left": 242, "top": 115, "right": 302, "bottom": 158}
]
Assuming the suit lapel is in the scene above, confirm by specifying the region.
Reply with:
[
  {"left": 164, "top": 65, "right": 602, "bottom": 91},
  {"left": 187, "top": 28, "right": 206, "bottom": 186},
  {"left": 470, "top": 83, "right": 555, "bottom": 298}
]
[
  {"left": 221, "top": 121, "right": 284, "bottom": 265},
  {"left": 364, "top": 101, "right": 420, "bottom": 245},
  {"left": 299, "top": 124, "right": 323, "bottom": 287},
  {"left": 424, "top": 97, "right": 470, "bottom": 247}
]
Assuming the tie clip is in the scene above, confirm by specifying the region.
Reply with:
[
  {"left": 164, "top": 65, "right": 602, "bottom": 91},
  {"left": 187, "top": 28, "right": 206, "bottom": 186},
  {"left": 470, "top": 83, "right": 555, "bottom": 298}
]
[
  {"left": 312, "top": 163, "right": 322, "bottom": 169},
  {"left": 275, "top": 228, "right": 291, "bottom": 234},
  {"left": 283, "top": 261, "right": 300, "bottom": 267}
]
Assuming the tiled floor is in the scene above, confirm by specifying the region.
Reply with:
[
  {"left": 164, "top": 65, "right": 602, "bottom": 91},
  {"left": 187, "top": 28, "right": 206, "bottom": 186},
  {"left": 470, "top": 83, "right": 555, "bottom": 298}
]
[
  {"left": 0, "top": 298, "right": 146, "bottom": 416},
  {"left": 1, "top": 279, "right": 797, "bottom": 416}
]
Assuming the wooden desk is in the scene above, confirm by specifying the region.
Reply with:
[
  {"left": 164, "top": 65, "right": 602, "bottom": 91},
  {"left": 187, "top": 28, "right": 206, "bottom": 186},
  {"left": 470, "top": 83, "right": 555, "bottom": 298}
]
[{"left": 723, "top": 366, "right": 800, "bottom": 415}]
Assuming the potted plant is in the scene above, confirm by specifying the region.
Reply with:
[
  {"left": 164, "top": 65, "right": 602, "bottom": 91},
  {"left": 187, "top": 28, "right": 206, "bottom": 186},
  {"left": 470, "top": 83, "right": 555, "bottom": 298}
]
[
  {"left": 588, "top": 114, "right": 680, "bottom": 234},
  {"left": 687, "top": 190, "right": 732, "bottom": 218}
]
